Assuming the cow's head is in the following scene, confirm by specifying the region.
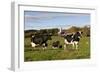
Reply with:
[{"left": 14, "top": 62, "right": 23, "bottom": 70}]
[
  {"left": 75, "top": 31, "right": 83, "bottom": 38},
  {"left": 47, "top": 33, "right": 52, "bottom": 40}
]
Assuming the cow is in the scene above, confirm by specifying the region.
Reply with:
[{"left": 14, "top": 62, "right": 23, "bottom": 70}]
[
  {"left": 52, "top": 41, "right": 62, "bottom": 49},
  {"left": 31, "top": 33, "right": 52, "bottom": 49},
  {"left": 64, "top": 31, "right": 82, "bottom": 50}
]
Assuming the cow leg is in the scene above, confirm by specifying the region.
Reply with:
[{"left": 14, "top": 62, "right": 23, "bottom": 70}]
[
  {"left": 76, "top": 44, "right": 78, "bottom": 49},
  {"left": 74, "top": 41, "right": 78, "bottom": 49},
  {"left": 72, "top": 43, "right": 75, "bottom": 49},
  {"left": 42, "top": 43, "right": 47, "bottom": 50},
  {"left": 75, "top": 43, "right": 78, "bottom": 49},
  {"left": 64, "top": 44, "right": 66, "bottom": 50},
  {"left": 42, "top": 43, "right": 45, "bottom": 50}
]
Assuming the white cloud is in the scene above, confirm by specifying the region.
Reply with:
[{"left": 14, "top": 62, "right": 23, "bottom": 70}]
[{"left": 25, "top": 12, "right": 90, "bottom": 20}]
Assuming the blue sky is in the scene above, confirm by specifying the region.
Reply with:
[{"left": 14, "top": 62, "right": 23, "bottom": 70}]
[{"left": 24, "top": 11, "right": 90, "bottom": 30}]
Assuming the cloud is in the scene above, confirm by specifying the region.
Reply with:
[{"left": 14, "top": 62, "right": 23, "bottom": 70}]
[{"left": 24, "top": 11, "right": 90, "bottom": 21}]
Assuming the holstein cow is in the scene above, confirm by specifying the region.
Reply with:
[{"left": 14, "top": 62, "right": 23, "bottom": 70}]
[
  {"left": 64, "top": 31, "right": 82, "bottom": 50},
  {"left": 31, "top": 34, "right": 52, "bottom": 49},
  {"left": 52, "top": 41, "right": 62, "bottom": 49}
]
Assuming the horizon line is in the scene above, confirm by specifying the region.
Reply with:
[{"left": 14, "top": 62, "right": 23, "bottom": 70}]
[{"left": 24, "top": 24, "right": 90, "bottom": 30}]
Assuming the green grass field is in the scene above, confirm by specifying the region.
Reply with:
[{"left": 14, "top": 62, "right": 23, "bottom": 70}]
[{"left": 24, "top": 36, "right": 90, "bottom": 62}]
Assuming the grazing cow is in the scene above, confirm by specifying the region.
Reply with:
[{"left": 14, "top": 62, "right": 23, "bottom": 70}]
[
  {"left": 64, "top": 31, "right": 82, "bottom": 50},
  {"left": 31, "top": 34, "right": 52, "bottom": 49},
  {"left": 52, "top": 41, "right": 62, "bottom": 49}
]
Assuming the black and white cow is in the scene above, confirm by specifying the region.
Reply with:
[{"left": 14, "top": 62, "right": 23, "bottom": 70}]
[
  {"left": 31, "top": 34, "right": 52, "bottom": 49},
  {"left": 52, "top": 41, "right": 62, "bottom": 49},
  {"left": 64, "top": 31, "right": 82, "bottom": 50}
]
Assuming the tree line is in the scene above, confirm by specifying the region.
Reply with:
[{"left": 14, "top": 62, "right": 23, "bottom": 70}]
[{"left": 24, "top": 25, "right": 90, "bottom": 38}]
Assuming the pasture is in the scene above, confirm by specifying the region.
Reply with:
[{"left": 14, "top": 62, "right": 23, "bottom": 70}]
[{"left": 24, "top": 36, "right": 90, "bottom": 61}]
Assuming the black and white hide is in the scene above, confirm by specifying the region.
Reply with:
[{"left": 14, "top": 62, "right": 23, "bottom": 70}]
[
  {"left": 64, "top": 31, "right": 82, "bottom": 50},
  {"left": 31, "top": 34, "right": 52, "bottom": 49},
  {"left": 52, "top": 41, "right": 62, "bottom": 49}
]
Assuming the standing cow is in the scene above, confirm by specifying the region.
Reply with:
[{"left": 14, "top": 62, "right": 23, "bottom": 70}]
[
  {"left": 31, "top": 33, "right": 52, "bottom": 49},
  {"left": 64, "top": 31, "right": 82, "bottom": 50}
]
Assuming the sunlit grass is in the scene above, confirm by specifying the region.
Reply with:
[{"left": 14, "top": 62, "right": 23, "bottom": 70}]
[{"left": 24, "top": 36, "right": 90, "bottom": 61}]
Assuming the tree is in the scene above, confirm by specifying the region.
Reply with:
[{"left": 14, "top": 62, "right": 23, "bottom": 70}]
[
  {"left": 66, "top": 26, "right": 80, "bottom": 33},
  {"left": 81, "top": 26, "right": 90, "bottom": 37}
]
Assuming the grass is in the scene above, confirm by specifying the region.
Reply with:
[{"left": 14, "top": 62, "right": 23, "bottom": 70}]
[{"left": 24, "top": 36, "right": 90, "bottom": 61}]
